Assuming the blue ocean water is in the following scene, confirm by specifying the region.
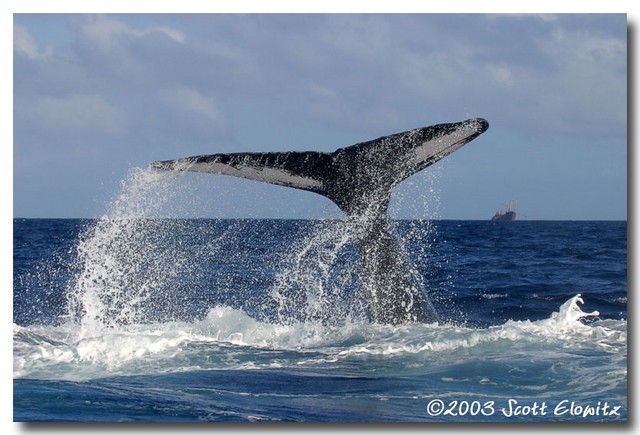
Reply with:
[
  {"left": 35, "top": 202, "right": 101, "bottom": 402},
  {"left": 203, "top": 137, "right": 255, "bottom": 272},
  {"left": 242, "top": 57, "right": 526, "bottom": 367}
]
[{"left": 13, "top": 173, "right": 627, "bottom": 423}]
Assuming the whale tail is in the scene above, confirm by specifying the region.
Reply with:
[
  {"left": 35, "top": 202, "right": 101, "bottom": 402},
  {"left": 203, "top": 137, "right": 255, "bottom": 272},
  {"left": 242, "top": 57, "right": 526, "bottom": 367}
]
[
  {"left": 150, "top": 118, "right": 488, "bottom": 217},
  {"left": 150, "top": 118, "right": 489, "bottom": 324}
]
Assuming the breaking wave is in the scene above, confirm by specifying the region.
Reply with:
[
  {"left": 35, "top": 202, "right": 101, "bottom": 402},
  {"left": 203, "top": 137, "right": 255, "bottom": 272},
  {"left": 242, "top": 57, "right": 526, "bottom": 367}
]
[{"left": 13, "top": 294, "right": 626, "bottom": 382}]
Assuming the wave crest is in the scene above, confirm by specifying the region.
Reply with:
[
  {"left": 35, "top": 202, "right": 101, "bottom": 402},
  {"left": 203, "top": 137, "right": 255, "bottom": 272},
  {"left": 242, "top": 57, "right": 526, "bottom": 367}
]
[{"left": 14, "top": 295, "right": 625, "bottom": 381}]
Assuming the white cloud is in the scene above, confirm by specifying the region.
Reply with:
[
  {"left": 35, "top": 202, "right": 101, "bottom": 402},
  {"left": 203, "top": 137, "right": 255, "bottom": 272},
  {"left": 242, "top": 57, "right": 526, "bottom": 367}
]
[
  {"left": 79, "top": 15, "right": 186, "bottom": 47},
  {"left": 488, "top": 13, "right": 558, "bottom": 23},
  {"left": 80, "top": 15, "right": 130, "bottom": 45},
  {"left": 525, "top": 26, "right": 626, "bottom": 132},
  {"left": 14, "top": 24, "right": 52, "bottom": 60},
  {"left": 16, "top": 14, "right": 626, "bottom": 139},
  {"left": 153, "top": 26, "right": 186, "bottom": 44},
  {"left": 391, "top": 15, "right": 625, "bottom": 133}
]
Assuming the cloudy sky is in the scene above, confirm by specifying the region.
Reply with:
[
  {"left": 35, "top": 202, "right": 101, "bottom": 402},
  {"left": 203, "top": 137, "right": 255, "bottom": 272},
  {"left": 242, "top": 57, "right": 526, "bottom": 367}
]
[{"left": 13, "top": 13, "right": 627, "bottom": 220}]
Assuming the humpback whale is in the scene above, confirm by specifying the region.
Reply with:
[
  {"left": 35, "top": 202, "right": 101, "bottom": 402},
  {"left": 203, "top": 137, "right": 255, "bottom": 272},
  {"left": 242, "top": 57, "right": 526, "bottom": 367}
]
[{"left": 150, "top": 118, "right": 489, "bottom": 324}]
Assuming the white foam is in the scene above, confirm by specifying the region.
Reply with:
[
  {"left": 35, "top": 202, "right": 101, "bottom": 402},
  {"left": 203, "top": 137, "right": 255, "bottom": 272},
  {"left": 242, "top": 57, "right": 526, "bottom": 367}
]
[
  {"left": 481, "top": 293, "right": 508, "bottom": 300},
  {"left": 13, "top": 295, "right": 626, "bottom": 381}
]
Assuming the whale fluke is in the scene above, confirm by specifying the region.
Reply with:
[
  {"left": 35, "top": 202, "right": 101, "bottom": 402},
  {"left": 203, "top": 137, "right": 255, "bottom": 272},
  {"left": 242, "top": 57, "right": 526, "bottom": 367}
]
[{"left": 151, "top": 118, "right": 489, "bottom": 324}]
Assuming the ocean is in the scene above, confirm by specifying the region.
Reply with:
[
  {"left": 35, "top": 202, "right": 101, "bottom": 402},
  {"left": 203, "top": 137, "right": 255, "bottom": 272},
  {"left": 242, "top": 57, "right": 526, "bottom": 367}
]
[{"left": 13, "top": 172, "right": 627, "bottom": 423}]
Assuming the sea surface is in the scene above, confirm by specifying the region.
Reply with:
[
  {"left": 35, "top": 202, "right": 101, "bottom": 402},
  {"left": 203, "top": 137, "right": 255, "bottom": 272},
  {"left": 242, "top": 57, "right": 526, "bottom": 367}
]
[{"left": 13, "top": 172, "right": 627, "bottom": 423}]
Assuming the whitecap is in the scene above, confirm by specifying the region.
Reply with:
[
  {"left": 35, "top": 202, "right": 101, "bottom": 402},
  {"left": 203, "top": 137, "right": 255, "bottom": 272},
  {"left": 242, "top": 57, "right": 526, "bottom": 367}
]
[{"left": 14, "top": 294, "right": 626, "bottom": 382}]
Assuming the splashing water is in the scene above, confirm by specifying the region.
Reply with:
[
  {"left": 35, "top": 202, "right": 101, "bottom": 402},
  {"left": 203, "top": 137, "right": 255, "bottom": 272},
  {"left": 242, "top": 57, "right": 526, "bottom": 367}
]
[
  {"left": 541, "top": 294, "right": 600, "bottom": 329},
  {"left": 267, "top": 165, "right": 445, "bottom": 325},
  {"left": 65, "top": 168, "right": 229, "bottom": 337},
  {"left": 62, "top": 165, "right": 446, "bottom": 333},
  {"left": 502, "top": 294, "right": 612, "bottom": 345},
  {"left": 269, "top": 220, "right": 365, "bottom": 324}
]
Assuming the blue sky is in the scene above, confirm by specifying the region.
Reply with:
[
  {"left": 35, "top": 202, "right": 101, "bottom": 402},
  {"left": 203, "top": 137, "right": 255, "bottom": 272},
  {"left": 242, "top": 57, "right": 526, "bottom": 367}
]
[{"left": 13, "top": 13, "right": 627, "bottom": 220}]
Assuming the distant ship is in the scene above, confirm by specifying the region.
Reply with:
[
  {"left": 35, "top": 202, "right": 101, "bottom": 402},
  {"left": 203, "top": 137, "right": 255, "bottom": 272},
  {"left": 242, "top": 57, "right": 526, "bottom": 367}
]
[{"left": 492, "top": 200, "right": 517, "bottom": 221}]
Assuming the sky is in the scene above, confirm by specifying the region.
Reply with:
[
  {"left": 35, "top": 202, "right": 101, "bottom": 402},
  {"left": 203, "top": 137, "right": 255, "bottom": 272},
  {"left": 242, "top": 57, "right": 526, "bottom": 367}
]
[{"left": 12, "top": 13, "right": 628, "bottom": 220}]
